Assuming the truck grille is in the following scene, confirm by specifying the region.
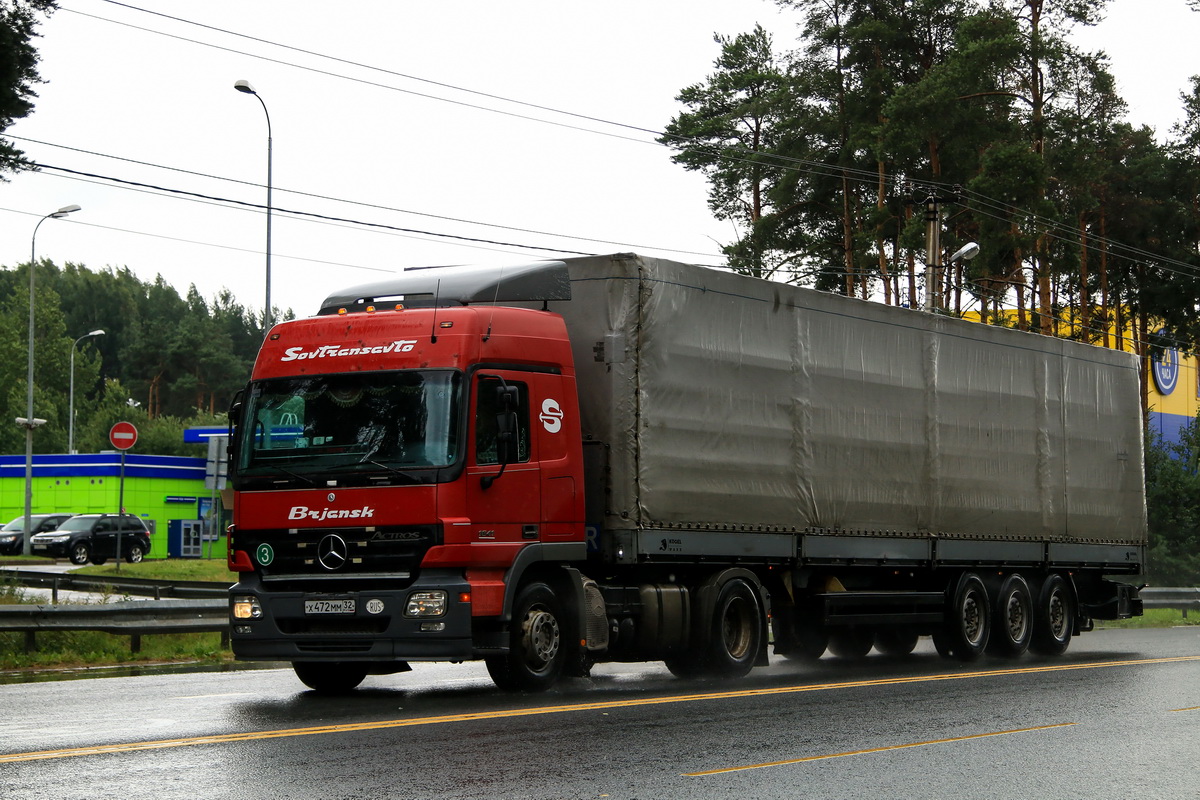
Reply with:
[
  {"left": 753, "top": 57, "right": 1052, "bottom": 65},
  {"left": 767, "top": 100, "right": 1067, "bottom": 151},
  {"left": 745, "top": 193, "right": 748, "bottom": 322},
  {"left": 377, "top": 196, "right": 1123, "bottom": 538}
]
[{"left": 242, "top": 525, "right": 439, "bottom": 589}]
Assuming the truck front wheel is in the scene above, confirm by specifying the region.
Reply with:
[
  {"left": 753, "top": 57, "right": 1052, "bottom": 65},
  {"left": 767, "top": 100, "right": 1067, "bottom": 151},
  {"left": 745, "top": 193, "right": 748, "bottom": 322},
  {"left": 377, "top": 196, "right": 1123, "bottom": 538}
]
[
  {"left": 293, "top": 661, "right": 368, "bottom": 694},
  {"left": 486, "top": 582, "right": 565, "bottom": 692}
]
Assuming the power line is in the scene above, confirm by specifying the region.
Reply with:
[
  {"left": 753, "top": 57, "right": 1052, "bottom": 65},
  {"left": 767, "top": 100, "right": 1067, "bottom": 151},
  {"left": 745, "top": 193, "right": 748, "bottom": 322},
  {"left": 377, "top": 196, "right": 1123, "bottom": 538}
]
[
  {"left": 49, "top": 1, "right": 1200, "bottom": 308},
  {"left": 10, "top": 134, "right": 725, "bottom": 259}
]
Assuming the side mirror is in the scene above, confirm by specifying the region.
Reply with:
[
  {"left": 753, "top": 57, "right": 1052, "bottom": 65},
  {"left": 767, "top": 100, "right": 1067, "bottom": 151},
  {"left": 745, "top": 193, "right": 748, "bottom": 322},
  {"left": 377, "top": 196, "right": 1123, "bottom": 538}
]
[{"left": 482, "top": 383, "right": 520, "bottom": 489}]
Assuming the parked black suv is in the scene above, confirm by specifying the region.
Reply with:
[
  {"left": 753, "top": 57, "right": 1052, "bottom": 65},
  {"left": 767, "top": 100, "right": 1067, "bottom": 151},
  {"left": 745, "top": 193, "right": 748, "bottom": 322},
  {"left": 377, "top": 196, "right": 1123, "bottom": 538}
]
[
  {"left": 0, "top": 513, "right": 75, "bottom": 555},
  {"left": 29, "top": 513, "right": 152, "bottom": 565}
]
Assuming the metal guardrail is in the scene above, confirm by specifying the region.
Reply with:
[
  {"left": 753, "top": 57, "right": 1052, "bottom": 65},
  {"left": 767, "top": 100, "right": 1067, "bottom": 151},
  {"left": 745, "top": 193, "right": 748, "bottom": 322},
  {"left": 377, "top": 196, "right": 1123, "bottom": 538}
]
[
  {"left": 1, "top": 568, "right": 229, "bottom": 600},
  {"left": 1140, "top": 587, "right": 1200, "bottom": 617},
  {"left": 0, "top": 599, "right": 228, "bottom": 654}
]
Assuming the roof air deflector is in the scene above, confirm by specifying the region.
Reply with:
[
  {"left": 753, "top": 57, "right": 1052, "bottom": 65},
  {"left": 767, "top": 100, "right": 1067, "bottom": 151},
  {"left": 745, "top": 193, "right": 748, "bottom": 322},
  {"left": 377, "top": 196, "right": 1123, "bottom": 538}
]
[{"left": 318, "top": 261, "right": 571, "bottom": 315}]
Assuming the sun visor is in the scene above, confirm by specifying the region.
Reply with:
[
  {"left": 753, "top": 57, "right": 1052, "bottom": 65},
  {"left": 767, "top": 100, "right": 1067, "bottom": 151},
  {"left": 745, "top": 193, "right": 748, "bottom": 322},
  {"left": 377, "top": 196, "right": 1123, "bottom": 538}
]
[{"left": 318, "top": 260, "right": 571, "bottom": 314}]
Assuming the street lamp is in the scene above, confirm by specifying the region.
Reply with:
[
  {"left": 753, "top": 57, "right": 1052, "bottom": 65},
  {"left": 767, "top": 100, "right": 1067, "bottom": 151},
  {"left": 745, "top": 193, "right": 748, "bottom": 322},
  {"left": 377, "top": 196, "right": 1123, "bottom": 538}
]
[
  {"left": 68, "top": 329, "right": 105, "bottom": 455},
  {"left": 234, "top": 79, "right": 274, "bottom": 332},
  {"left": 23, "top": 204, "right": 81, "bottom": 556}
]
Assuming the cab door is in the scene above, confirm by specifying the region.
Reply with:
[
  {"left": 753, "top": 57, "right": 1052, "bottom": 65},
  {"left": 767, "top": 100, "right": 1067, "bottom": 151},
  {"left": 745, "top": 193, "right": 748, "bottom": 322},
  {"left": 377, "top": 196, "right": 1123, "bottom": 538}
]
[{"left": 465, "top": 373, "right": 540, "bottom": 543}]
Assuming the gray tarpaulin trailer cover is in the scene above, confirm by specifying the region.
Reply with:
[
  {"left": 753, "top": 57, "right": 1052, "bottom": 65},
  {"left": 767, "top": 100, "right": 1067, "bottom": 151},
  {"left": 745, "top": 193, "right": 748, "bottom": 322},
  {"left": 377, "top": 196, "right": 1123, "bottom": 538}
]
[{"left": 555, "top": 253, "right": 1146, "bottom": 567}]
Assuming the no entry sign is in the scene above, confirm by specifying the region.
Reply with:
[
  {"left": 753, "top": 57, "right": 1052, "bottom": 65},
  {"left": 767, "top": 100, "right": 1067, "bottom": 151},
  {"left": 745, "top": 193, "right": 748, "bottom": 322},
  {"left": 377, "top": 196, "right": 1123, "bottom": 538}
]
[{"left": 109, "top": 421, "right": 138, "bottom": 451}]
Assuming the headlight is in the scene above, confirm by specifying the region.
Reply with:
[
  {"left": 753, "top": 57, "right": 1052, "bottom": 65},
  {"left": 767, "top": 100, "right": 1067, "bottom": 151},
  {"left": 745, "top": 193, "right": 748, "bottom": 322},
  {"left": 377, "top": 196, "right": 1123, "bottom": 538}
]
[
  {"left": 405, "top": 590, "right": 447, "bottom": 617},
  {"left": 0, "top": 535, "right": 15, "bottom": 543},
  {"left": 231, "top": 595, "right": 263, "bottom": 620}
]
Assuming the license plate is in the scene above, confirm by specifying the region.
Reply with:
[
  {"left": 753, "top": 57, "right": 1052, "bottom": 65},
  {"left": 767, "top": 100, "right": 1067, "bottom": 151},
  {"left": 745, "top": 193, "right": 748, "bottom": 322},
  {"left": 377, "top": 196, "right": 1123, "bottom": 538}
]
[{"left": 304, "top": 599, "right": 355, "bottom": 615}]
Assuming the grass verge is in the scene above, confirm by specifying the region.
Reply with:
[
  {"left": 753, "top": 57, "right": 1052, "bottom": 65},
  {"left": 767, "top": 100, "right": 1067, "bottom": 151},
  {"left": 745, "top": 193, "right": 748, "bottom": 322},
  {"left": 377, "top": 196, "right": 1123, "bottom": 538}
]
[
  {"left": 0, "top": 560, "right": 235, "bottom": 672},
  {"left": 1094, "top": 608, "right": 1199, "bottom": 628}
]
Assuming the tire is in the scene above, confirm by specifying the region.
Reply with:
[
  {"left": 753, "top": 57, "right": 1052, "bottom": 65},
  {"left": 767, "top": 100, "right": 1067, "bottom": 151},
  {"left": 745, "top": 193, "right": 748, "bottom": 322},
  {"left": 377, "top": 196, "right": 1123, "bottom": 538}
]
[
  {"left": 69, "top": 541, "right": 91, "bottom": 565},
  {"left": 988, "top": 574, "right": 1033, "bottom": 657},
  {"left": 124, "top": 544, "right": 145, "bottom": 564},
  {"left": 91, "top": 556, "right": 108, "bottom": 566},
  {"left": 828, "top": 628, "right": 875, "bottom": 659},
  {"left": 874, "top": 628, "right": 919, "bottom": 656},
  {"left": 1030, "top": 574, "right": 1074, "bottom": 656},
  {"left": 934, "top": 573, "right": 990, "bottom": 661},
  {"left": 486, "top": 582, "right": 565, "bottom": 692},
  {"left": 703, "top": 578, "right": 762, "bottom": 678},
  {"left": 782, "top": 622, "right": 829, "bottom": 661},
  {"left": 663, "top": 655, "right": 708, "bottom": 679},
  {"left": 293, "top": 661, "right": 368, "bottom": 694}
]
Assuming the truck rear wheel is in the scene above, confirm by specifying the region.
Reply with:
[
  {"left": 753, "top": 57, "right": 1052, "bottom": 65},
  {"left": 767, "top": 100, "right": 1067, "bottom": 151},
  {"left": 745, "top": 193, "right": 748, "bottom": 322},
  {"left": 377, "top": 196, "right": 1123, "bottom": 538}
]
[
  {"left": 293, "top": 661, "right": 368, "bottom": 694},
  {"left": 486, "top": 582, "right": 565, "bottom": 692},
  {"left": 1030, "top": 574, "right": 1074, "bottom": 656},
  {"left": 874, "top": 628, "right": 919, "bottom": 656},
  {"left": 828, "top": 628, "right": 875, "bottom": 659},
  {"left": 933, "top": 572, "right": 990, "bottom": 661},
  {"left": 988, "top": 574, "right": 1033, "bottom": 657},
  {"left": 703, "top": 578, "right": 762, "bottom": 678},
  {"left": 781, "top": 622, "right": 828, "bottom": 661}
]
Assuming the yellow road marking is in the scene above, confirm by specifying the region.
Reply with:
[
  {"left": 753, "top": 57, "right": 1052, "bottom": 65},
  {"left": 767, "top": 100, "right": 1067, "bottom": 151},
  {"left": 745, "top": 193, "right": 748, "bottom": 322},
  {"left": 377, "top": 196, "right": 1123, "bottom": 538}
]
[
  {"left": 2, "top": 655, "right": 1197, "bottom": 764},
  {"left": 1169, "top": 705, "right": 1200, "bottom": 713},
  {"left": 684, "top": 723, "right": 1078, "bottom": 776}
]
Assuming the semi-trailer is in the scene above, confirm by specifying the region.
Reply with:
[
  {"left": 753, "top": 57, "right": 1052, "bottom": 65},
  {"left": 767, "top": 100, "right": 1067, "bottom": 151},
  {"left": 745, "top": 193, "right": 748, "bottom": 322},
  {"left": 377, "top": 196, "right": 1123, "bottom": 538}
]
[{"left": 227, "top": 252, "right": 1145, "bottom": 692}]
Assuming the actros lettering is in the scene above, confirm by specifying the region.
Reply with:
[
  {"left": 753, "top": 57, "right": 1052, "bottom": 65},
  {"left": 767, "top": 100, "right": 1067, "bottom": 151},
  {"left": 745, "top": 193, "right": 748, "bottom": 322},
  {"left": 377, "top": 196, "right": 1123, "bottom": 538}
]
[
  {"left": 280, "top": 341, "right": 418, "bottom": 362},
  {"left": 288, "top": 506, "right": 376, "bottom": 521}
]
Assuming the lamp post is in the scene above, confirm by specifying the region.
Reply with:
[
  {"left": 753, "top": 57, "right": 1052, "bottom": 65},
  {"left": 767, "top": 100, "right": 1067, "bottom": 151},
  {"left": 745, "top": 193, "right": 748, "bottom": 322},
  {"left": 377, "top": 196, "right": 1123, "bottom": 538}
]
[
  {"left": 234, "top": 79, "right": 273, "bottom": 332},
  {"left": 23, "top": 204, "right": 81, "bottom": 556},
  {"left": 68, "top": 329, "right": 105, "bottom": 455}
]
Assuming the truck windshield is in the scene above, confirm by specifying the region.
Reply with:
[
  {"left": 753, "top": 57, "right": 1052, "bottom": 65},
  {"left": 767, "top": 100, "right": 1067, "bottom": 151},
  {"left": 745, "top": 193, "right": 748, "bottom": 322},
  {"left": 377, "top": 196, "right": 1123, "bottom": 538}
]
[{"left": 237, "top": 370, "right": 461, "bottom": 478}]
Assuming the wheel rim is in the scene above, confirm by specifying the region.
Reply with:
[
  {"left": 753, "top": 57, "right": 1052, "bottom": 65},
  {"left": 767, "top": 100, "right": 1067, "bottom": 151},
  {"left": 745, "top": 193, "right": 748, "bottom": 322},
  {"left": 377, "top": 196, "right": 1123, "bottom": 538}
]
[
  {"left": 520, "top": 605, "right": 560, "bottom": 672},
  {"left": 1047, "top": 590, "right": 1067, "bottom": 639},
  {"left": 721, "top": 596, "right": 755, "bottom": 660},
  {"left": 1005, "top": 592, "right": 1029, "bottom": 641},
  {"left": 961, "top": 591, "right": 985, "bottom": 646},
  {"left": 71, "top": 544, "right": 87, "bottom": 563}
]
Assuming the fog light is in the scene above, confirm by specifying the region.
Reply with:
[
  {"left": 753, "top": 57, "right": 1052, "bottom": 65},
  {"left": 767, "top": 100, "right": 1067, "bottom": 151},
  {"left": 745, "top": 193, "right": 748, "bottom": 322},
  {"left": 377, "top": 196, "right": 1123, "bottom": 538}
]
[
  {"left": 420, "top": 622, "right": 446, "bottom": 632},
  {"left": 232, "top": 595, "right": 262, "bottom": 620},
  {"left": 405, "top": 590, "right": 447, "bottom": 617},
  {"left": 233, "top": 625, "right": 253, "bottom": 635}
]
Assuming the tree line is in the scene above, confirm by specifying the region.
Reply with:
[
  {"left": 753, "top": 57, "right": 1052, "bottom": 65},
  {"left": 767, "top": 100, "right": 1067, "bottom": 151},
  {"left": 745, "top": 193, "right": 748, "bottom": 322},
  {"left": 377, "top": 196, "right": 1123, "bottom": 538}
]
[
  {"left": 0, "top": 260, "right": 280, "bottom": 457},
  {"left": 661, "top": 0, "right": 1200, "bottom": 361}
]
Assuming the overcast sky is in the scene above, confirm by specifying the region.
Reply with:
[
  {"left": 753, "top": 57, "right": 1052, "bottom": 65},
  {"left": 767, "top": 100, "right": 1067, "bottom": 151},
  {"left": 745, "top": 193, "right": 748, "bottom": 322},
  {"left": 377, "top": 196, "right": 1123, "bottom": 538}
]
[{"left": 2, "top": 0, "right": 1198, "bottom": 320}]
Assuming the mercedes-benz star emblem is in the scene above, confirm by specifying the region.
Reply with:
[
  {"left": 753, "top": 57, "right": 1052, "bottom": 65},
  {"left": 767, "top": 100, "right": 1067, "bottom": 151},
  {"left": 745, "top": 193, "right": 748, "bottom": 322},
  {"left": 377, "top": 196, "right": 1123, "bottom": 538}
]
[{"left": 317, "top": 534, "right": 349, "bottom": 571}]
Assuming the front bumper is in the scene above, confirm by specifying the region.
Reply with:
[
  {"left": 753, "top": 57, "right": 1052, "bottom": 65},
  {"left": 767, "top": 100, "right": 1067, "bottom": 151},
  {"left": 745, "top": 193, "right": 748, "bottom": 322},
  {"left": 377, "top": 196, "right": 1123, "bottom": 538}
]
[
  {"left": 30, "top": 541, "right": 70, "bottom": 558},
  {"left": 229, "top": 569, "right": 476, "bottom": 663}
]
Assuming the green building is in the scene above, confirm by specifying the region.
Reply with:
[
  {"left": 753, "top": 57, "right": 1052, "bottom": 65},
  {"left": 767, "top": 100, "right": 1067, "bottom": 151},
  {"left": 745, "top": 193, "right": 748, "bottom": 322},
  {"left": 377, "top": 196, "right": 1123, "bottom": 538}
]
[{"left": 0, "top": 453, "right": 224, "bottom": 559}]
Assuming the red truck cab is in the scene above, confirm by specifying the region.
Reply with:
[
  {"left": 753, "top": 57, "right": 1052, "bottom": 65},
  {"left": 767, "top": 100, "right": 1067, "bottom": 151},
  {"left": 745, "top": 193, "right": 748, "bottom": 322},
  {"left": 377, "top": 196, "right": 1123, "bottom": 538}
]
[{"left": 227, "top": 264, "right": 586, "bottom": 691}]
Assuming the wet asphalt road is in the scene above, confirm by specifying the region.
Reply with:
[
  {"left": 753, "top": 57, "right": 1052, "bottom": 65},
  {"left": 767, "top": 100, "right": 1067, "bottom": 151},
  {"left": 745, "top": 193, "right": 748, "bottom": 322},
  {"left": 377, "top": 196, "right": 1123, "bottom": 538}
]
[{"left": 0, "top": 627, "right": 1197, "bottom": 800}]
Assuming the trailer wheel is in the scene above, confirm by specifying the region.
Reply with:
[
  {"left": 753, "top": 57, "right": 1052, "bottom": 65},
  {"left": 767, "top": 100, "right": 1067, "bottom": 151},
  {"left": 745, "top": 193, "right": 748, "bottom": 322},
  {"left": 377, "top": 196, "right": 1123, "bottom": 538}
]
[
  {"left": 1030, "top": 574, "right": 1074, "bottom": 656},
  {"left": 486, "top": 582, "right": 565, "bottom": 692},
  {"left": 293, "top": 661, "right": 368, "bottom": 694},
  {"left": 704, "top": 578, "right": 762, "bottom": 678},
  {"left": 934, "top": 573, "right": 990, "bottom": 661},
  {"left": 828, "top": 628, "right": 875, "bottom": 659},
  {"left": 874, "top": 628, "right": 919, "bottom": 656},
  {"left": 988, "top": 574, "right": 1033, "bottom": 657}
]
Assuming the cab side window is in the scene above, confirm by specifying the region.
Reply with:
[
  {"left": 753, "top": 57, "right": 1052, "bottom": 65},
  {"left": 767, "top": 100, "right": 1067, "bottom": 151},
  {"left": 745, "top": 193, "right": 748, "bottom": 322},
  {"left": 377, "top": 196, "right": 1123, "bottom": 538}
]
[{"left": 475, "top": 379, "right": 530, "bottom": 466}]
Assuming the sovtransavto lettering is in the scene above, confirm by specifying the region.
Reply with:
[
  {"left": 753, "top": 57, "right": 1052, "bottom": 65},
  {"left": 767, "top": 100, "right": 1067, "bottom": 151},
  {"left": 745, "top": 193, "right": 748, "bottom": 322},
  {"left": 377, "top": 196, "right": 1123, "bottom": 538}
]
[{"left": 280, "top": 340, "right": 418, "bottom": 362}]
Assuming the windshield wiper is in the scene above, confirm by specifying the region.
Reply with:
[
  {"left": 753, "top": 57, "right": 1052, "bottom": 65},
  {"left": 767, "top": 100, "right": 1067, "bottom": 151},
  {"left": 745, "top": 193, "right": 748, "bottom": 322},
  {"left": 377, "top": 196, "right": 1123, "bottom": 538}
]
[{"left": 269, "top": 467, "right": 319, "bottom": 486}]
